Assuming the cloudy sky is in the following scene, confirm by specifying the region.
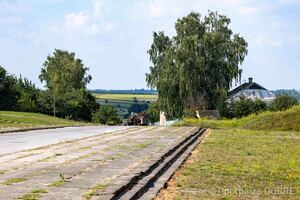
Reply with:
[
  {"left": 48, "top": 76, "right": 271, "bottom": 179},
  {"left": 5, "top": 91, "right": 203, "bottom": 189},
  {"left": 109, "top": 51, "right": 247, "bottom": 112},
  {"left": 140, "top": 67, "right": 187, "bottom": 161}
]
[{"left": 0, "top": 0, "right": 299, "bottom": 90}]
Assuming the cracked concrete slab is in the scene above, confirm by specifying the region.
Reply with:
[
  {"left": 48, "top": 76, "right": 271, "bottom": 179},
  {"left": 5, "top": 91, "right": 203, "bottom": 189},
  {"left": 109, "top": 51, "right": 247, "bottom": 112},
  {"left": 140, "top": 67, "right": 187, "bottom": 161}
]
[{"left": 0, "top": 126, "right": 198, "bottom": 200}]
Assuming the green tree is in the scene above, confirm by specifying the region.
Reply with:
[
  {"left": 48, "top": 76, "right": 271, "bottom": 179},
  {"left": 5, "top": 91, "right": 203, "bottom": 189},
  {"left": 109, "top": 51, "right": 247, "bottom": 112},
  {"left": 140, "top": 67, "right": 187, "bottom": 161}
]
[
  {"left": 128, "top": 103, "right": 149, "bottom": 114},
  {"left": 92, "top": 106, "right": 121, "bottom": 125},
  {"left": 62, "top": 89, "right": 99, "bottom": 121},
  {"left": 15, "top": 77, "right": 39, "bottom": 112},
  {"left": 252, "top": 99, "right": 267, "bottom": 113},
  {"left": 232, "top": 98, "right": 267, "bottom": 118},
  {"left": 39, "top": 49, "right": 92, "bottom": 117},
  {"left": 146, "top": 12, "right": 248, "bottom": 118},
  {"left": 0, "top": 66, "right": 19, "bottom": 110},
  {"left": 0, "top": 66, "right": 39, "bottom": 112},
  {"left": 270, "top": 95, "right": 298, "bottom": 111},
  {"left": 147, "top": 101, "right": 160, "bottom": 123},
  {"left": 0, "top": 66, "right": 6, "bottom": 91}
]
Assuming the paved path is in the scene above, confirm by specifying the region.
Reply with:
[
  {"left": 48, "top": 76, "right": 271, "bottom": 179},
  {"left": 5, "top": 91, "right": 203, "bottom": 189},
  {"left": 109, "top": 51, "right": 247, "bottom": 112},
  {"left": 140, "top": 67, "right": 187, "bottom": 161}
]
[
  {"left": 0, "top": 126, "right": 198, "bottom": 200},
  {"left": 0, "top": 126, "right": 129, "bottom": 155}
]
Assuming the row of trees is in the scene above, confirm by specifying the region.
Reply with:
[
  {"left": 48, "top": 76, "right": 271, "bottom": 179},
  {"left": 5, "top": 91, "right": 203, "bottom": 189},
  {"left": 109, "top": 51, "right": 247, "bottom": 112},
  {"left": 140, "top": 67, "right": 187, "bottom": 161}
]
[
  {"left": 0, "top": 49, "right": 121, "bottom": 124},
  {"left": 146, "top": 11, "right": 248, "bottom": 119},
  {"left": 0, "top": 68, "right": 39, "bottom": 112},
  {"left": 231, "top": 95, "right": 298, "bottom": 118}
]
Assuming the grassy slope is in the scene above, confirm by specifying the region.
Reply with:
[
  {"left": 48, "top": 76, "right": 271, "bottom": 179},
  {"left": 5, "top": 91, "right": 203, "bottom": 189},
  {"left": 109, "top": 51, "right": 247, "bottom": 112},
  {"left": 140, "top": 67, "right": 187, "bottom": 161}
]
[
  {"left": 158, "top": 106, "right": 300, "bottom": 199},
  {"left": 158, "top": 129, "right": 300, "bottom": 199},
  {"left": 0, "top": 111, "right": 84, "bottom": 131},
  {"left": 176, "top": 105, "right": 300, "bottom": 131}
]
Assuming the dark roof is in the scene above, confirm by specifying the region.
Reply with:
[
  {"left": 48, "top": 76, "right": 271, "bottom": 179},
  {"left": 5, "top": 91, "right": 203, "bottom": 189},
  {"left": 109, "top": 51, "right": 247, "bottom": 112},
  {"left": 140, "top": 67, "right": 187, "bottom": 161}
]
[{"left": 228, "top": 82, "right": 267, "bottom": 98}]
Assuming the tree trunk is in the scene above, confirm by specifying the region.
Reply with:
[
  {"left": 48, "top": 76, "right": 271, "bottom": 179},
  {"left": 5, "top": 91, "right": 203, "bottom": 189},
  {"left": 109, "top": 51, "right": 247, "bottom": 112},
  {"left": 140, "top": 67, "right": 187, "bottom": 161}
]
[{"left": 53, "top": 91, "right": 56, "bottom": 117}]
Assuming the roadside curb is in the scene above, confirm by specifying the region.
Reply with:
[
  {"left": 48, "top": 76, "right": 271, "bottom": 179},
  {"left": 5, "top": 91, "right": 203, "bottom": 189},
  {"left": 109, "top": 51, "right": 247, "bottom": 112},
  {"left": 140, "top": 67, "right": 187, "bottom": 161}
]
[{"left": 0, "top": 125, "right": 86, "bottom": 134}]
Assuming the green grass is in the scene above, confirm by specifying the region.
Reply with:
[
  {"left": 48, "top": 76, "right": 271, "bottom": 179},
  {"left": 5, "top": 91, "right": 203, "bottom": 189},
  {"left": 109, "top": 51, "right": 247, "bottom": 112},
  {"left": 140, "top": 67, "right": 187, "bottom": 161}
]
[
  {"left": 94, "top": 93, "right": 157, "bottom": 118},
  {"left": 0, "top": 111, "right": 85, "bottom": 131},
  {"left": 18, "top": 189, "right": 48, "bottom": 200},
  {"left": 47, "top": 180, "right": 65, "bottom": 187},
  {"left": 176, "top": 105, "right": 300, "bottom": 131},
  {"left": 93, "top": 93, "right": 157, "bottom": 101},
  {"left": 83, "top": 183, "right": 109, "bottom": 200},
  {"left": 2, "top": 177, "right": 28, "bottom": 185},
  {"left": 164, "top": 129, "right": 300, "bottom": 200}
]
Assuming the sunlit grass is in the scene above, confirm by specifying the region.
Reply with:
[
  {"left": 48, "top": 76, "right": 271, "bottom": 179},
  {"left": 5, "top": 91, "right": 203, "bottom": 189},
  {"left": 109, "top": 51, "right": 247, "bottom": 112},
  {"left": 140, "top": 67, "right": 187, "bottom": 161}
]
[
  {"left": 176, "top": 105, "right": 300, "bottom": 131},
  {"left": 0, "top": 111, "right": 85, "bottom": 130},
  {"left": 162, "top": 129, "right": 300, "bottom": 199}
]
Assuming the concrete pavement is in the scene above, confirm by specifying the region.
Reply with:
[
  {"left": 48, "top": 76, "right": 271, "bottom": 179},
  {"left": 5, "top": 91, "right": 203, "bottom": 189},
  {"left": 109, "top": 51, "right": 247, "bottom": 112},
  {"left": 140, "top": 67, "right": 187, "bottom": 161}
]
[{"left": 0, "top": 126, "right": 129, "bottom": 155}]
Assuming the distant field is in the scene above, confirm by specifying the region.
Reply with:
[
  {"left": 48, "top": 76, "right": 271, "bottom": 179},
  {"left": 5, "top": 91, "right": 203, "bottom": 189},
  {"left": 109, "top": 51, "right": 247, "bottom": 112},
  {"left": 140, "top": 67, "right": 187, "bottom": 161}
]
[
  {"left": 93, "top": 93, "right": 158, "bottom": 119},
  {"left": 94, "top": 93, "right": 158, "bottom": 101},
  {"left": 0, "top": 111, "right": 84, "bottom": 132}
]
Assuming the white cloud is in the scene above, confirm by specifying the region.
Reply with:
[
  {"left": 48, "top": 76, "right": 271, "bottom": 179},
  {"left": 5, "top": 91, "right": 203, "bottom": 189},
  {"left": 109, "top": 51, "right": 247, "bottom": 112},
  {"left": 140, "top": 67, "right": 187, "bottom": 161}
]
[
  {"left": 252, "top": 35, "right": 282, "bottom": 48},
  {"left": 278, "top": 0, "right": 300, "bottom": 4},
  {"left": 63, "top": 0, "right": 114, "bottom": 36},
  {"left": 238, "top": 6, "right": 264, "bottom": 14},
  {"left": 131, "top": 0, "right": 186, "bottom": 19}
]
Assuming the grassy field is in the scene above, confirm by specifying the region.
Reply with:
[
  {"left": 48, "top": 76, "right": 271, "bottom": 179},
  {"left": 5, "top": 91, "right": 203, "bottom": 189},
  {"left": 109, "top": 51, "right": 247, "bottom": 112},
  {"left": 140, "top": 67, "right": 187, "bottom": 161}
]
[
  {"left": 0, "top": 111, "right": 84, "bottom": 132},
  {"left": 157, "top": 129, "right": 300, "bottom": 199},
  {"left": 93, "top": 93, "right": 157, "bottom": 119},
  {"left": 157, "top": 106, "right": 300, "bottom": 199},
  {"left": 93, "top": 93, "right": 157, "bottom": 101},
  {"left": 176, "top": 105, "right": 300, "bottom": 131}
]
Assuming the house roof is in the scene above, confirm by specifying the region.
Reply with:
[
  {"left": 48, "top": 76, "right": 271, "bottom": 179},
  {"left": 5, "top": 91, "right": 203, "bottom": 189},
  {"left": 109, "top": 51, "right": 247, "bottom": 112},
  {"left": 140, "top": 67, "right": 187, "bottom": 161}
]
[{"left": 228, "top": 82, "right": 267, "bottom": 98}]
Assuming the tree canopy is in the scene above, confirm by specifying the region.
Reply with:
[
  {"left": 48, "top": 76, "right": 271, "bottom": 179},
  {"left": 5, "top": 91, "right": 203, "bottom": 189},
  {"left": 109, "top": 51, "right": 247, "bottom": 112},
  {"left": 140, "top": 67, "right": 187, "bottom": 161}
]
[
  {"left": 39, "top": 49, "right": 94, "bottom": 117},
  {"left": 146, "top": 11, "right": 248, "bottom": 118},
  {"left": 39, "top": 49, "right": 92, "bottom": 93}
]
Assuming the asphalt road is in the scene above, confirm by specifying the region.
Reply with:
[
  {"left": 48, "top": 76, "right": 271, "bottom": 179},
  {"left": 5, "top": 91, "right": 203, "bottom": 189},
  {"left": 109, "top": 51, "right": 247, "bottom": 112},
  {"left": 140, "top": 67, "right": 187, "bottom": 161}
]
[{"left": 0, "top": 126, "right": 129, "bottom": 155}]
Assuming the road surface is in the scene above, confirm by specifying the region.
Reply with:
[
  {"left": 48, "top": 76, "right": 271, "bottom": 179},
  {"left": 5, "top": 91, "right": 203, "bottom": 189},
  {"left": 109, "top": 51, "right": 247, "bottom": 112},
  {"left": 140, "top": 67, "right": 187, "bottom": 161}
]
[
  {"left": 0, "top": 126, "right": 129, "bottom": 155},
  {"left": 0, "top": 126, "right": 200, "bottom": 200}
]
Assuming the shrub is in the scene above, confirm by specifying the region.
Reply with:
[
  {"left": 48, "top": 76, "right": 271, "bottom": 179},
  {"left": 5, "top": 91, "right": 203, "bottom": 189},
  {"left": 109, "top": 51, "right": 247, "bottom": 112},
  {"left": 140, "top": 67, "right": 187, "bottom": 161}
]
[
  {"left": 270, "top": 95, "right": 298, "bottom": 111},
  {"left": 232, "top": 98, "right": 267, "bottom": 118},
  {"left": 92, "top": 106, "right": 121, "bottom": 125},
  {"left": 127, "top": 103, "right": 149, "bottom": 114},
  {"left": 147, "top": 101, "right": 160, "bottom": 122},
  {"left": 252, "top": 99, "right": 267, "bottom": 113}
]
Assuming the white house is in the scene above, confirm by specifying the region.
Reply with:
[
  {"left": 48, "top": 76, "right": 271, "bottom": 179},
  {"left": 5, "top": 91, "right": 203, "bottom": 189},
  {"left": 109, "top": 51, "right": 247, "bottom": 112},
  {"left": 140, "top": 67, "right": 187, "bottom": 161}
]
[{"left": 228, "top": 78, "right": 275, "bottom": 103}]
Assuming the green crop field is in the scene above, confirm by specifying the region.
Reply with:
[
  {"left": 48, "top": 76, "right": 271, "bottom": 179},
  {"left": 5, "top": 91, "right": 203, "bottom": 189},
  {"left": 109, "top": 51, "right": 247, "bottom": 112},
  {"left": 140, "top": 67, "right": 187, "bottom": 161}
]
[
  {"left": 93, "top": 93, "right": 158, "bottom": 119},
  {"left": 0, "top": 111, "right": 84, "bottom": 132},
  {"left": 93, "top": 93, "right": 157, "bottom": 101},
  {"left": 158, "top": 105, "right": 300, "bottom": 199}
]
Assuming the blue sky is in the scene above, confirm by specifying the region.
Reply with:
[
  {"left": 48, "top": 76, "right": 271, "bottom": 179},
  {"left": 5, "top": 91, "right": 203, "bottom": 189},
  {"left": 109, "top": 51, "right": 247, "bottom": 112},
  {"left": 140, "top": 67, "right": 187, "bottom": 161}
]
[{"left": 0, "top": 0, "right": 300, "bottom": 90}]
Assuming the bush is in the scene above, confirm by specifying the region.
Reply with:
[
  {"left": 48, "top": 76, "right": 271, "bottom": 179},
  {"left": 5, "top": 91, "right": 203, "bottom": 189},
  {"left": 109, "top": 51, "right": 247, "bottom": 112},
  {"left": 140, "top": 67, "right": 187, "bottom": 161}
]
[
  {"left": 252, "top": 99, "right": 268, "bottom": 113},
  {"left": 128, "top": 103, "right": 149, "bottom": 114},
  {"left": 147, "top": 102, "right": 160, "bottom": 122},
  {"left": 270, "top": 95, "right": 298, "bottom": 111},
  {"left": 232, "top": 98, "right": 267, "bottom": 118},
  {"left": 92, "top": 106, "right": 121, "bottom": 125},
  {"left": 37, "top": 89, "right": 99, "bottom": 121}
]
